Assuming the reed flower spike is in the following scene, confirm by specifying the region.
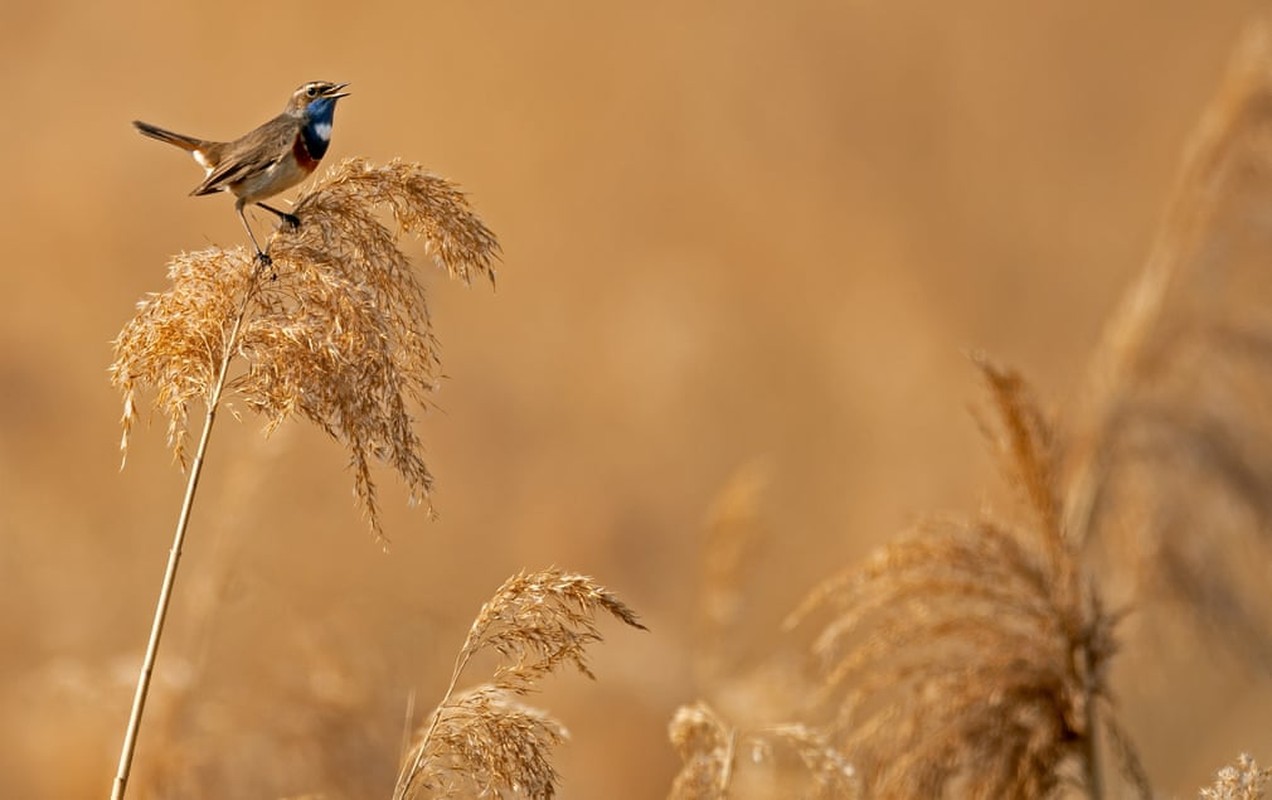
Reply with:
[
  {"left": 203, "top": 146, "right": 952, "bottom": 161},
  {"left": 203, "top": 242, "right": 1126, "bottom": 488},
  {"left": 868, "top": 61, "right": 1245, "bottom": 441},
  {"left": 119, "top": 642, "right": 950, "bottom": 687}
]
[
  {"left": 395, "top": 569, "right": 647, "bottom": 799},
  {"left": 111, "top": 157, "right": 499, "bottom": 536}
]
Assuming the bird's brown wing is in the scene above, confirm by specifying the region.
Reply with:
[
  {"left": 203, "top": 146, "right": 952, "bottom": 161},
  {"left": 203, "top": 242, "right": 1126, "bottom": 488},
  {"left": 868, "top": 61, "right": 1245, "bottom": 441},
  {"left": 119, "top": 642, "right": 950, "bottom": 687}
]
[{"left": 190, "top": 114, "right": 295, "bottom": 197}]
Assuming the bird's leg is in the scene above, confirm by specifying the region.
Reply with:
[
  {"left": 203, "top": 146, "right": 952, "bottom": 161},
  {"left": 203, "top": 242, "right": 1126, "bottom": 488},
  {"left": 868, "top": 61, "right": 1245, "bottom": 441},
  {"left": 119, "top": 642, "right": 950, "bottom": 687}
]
[
  {"left": 256, "top": 202, "right": 301, "bottom": 230},
  {"left": 236, "top": 200, "right": 273, "bottom": 269}
]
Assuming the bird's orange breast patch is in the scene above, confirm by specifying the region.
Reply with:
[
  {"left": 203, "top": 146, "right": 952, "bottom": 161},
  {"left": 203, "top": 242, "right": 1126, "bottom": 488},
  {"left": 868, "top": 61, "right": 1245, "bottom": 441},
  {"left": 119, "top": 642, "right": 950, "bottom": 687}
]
[{"left": 293, "top": 134, "right": 321, "bottom": 173}]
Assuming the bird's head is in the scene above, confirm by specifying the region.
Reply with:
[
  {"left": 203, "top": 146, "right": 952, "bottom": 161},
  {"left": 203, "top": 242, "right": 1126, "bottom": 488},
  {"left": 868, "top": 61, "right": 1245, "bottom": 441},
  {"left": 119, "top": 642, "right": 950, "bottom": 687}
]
[{"left": 286, "top": 81, "right": 350, "bottom": 118}]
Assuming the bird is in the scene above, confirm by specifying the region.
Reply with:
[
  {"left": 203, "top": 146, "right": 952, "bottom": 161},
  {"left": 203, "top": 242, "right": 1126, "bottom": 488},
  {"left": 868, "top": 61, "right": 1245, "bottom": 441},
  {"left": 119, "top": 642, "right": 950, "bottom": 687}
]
[{"left": 133, "top": 81, "right": 350, "bottom": 265}]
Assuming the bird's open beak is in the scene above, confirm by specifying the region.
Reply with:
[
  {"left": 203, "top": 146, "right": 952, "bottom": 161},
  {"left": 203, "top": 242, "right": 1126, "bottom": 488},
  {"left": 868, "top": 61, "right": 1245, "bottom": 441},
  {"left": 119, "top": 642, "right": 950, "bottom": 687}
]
[{"left": 326, "top": 82, "right": 351, "bottom": 100}]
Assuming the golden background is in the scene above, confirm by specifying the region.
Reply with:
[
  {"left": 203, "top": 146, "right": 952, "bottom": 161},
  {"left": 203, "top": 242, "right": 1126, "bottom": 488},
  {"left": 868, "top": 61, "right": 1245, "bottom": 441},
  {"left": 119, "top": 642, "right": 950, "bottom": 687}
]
[{"left": 1, "top": 1, "right": 1268, "bottom": 796}]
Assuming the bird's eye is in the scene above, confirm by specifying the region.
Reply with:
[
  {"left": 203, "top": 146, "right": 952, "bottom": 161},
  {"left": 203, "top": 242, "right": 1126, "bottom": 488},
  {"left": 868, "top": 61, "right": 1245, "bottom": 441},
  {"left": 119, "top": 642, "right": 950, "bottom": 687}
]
[{"left": 306, "top": 85, "right": 318, "bottom": 98}]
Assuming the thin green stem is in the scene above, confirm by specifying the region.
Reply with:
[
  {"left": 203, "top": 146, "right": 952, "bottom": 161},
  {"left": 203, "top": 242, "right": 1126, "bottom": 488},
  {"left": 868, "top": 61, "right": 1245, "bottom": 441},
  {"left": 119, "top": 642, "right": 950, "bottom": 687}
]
[{"left": 111, "top": 270, "right": 258, "bottom": 800}]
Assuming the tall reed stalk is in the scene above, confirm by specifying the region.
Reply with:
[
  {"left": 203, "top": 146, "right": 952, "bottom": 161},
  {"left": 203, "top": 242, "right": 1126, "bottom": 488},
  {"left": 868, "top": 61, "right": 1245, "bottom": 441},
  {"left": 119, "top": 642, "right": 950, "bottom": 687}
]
[
  {"left": 111, "top": 273, "right": 258, "bottom": 799},
  {"left": 108, "top": 158, "right": 499, "bottom": 797}
]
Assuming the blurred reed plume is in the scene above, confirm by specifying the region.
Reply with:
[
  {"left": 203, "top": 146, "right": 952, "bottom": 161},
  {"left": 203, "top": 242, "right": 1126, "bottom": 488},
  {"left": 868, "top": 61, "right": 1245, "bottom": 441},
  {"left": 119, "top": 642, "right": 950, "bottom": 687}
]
[
  {"left": 667, "top": 701, "right": 856, "bottom": 800},
  {"left": 783, "top": 357, "right": 1149, "bottom": 799},
  {"left": 1200, "top": 754, "right": 1270, "bottom": 800},
  {"left": 668, "top": 702, "right": 736, "bottom": 799},
  {"left": 1065, "top": 21, "right": 1272, "bottom": 670},
  {"left": 394, "top": 569, "right": 646, "bottom": 799},
  {"left": 668, "top": 468, "right": 856, "bottom": 799},
  {"left": 112, "top": 157, "right": 499, "bottom": 535},
  {"left": 108, "top": 156, "right": 498, "bottom": 798},
  {"left": 694, "top": 463, "right": 769, "bottom": 688}
]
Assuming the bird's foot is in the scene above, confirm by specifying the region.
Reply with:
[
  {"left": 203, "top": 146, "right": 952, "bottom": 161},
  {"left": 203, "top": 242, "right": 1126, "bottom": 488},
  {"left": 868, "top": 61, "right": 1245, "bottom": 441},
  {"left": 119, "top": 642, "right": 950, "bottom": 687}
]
[
  {"left": 255, "top": 250, "right": 278, "bottom": 279},
  {"left": 280, "top": 212, "right": 300, "bottom": 231}
]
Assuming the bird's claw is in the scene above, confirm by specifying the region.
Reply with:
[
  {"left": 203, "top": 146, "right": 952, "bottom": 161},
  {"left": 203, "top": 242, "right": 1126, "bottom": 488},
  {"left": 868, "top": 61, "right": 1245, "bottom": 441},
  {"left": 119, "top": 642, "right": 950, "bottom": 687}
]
[
  {"left": 254, "top": 251, "right": 279, "bottom": 280},
  {"left": 281, "top": 213, "right": 301, "bottom": 231}
]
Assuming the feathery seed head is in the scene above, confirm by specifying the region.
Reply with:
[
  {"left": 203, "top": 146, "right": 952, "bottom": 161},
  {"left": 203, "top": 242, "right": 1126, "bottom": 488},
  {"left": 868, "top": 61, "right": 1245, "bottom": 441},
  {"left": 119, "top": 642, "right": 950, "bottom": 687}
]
[{"left": 111, "top": 158, "right": 500, "bottom": 539}]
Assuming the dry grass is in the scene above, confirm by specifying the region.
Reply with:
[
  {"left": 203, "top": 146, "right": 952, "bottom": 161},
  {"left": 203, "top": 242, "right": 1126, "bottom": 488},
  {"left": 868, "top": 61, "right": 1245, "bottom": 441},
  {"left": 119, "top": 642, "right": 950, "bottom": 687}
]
[
  {"left": 693, "top": 463, "right": 770, "bottom": 690},
  {"left": 667, "top": 468, "right": 856, "bottom": 799},
  {"left": 1200, "top": 754, "right": 1271, "bottom": 800},
  {"left": 667, "top": 702, "right": 736, "bottom": 800},
  {"left": 667, "top": 701, "right": 857, "bottom": 800},
  {"left": 673, "top": 378, "right": 1128, "bottom": 797},
  {"left": 782, "top": 357, "right": 1146, "bottom": 799},
  {"left": 395, "top": 568, "right": 646, "bottom": 799},
  {"left": 666, "top": 359, "right": 1171, "bottom": 800},
  {"left": 111, "top": 157, "right": 499, "bottom": 538},
  {"left": 666, "top": 358, "right": 1165, "bottom": 793}
]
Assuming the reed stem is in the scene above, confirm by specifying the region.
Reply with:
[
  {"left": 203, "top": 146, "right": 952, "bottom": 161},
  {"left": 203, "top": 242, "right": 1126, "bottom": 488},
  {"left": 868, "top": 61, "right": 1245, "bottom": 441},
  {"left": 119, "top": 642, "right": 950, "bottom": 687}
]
[{"left": 111, "top": 273, "right": 257, "bottom": 800}]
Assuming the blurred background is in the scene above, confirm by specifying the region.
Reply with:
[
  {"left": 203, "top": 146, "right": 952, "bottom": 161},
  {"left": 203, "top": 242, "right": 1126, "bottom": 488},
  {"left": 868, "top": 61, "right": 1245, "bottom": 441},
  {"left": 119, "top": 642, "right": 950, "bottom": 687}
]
[{"left": 1, "top": 1, "right": 1269, "bottom": 797}]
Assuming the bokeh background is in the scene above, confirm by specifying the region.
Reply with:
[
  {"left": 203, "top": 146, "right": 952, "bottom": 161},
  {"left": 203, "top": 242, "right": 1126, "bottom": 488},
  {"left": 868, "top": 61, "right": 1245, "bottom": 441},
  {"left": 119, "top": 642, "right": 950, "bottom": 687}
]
[{"left": 2, "top": 1, "right": 1270, "bottom": 797}]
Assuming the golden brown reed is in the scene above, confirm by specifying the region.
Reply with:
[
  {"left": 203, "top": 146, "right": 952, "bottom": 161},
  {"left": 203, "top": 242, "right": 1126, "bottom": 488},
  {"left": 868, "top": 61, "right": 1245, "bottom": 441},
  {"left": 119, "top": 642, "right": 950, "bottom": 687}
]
[
  {"left": 667, "top": 701, "right": 857, "bottom": 800},
  {"left": 694, "top": 463, "right": 770, "bottom": 689},
  {"left": 111, "top": 157, "right": 499, "bottom": 537},
  {"left": 1200, "top": 754, "right": 1271, "bottom": 800},
  {"left": 783, "top": 357, "right": 1147, "bottom": 799},
  {"left": 395, "top": 568, "right": 646, "bottom": 799},
  {"left": 668, "top": 469, "right": 856, "bottom": 799},
  {"left": 1066, "top": 22, "right": 1272, "bottom": 670},
  {"left": 668, "top": 702, "right": 735, "bottom": 799}
]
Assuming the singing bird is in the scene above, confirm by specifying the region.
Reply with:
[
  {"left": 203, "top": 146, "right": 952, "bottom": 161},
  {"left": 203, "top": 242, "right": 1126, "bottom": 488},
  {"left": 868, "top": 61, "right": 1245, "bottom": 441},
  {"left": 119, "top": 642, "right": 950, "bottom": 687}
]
[{"left": 133, "top": 81, "right": 350, "bottom": 264}]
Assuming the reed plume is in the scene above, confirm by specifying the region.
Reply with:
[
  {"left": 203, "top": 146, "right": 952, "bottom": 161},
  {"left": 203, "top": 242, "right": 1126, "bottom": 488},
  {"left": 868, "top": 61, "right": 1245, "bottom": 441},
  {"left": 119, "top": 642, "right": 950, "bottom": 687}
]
[
  {"left": 785, "top": 356, "right": 1148, "bottom": 799},
  {"left": 394, "top": 568, "right": 646, "bottom": 799},
  {"left": 668, "top": 702, "right": 735, "bottom": 799},
  {"left": 668, "top": 468, "right": 855, "bottom": 799},
  {"left": 667, "top": 701, "right": 857, "bottom": 800},
  {"left": 694, "top": 463, "right": 770, "bottom": 689},
  {"left": 108, "top": 157, "right": 498, "bottom": 798},
  {"left": 112, "top": 157, "right": 499, "bottom": 535},
  {"left": 1200, "top": 754, "right": 1270, "bottom": 800}
]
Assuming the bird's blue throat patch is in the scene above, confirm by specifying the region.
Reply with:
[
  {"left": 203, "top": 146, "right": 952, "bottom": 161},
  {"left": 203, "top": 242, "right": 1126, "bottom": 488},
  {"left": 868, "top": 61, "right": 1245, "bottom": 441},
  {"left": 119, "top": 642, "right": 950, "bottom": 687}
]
[{"left": 300, "top": 97, "right": 338, "bottom": 161}]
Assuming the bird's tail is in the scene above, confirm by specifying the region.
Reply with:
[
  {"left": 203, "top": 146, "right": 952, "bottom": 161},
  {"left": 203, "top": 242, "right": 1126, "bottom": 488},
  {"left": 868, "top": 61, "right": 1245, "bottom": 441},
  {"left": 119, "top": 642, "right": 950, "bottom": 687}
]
[{"left": 132, "top": 120, "right": 207, "bottom": 153}]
